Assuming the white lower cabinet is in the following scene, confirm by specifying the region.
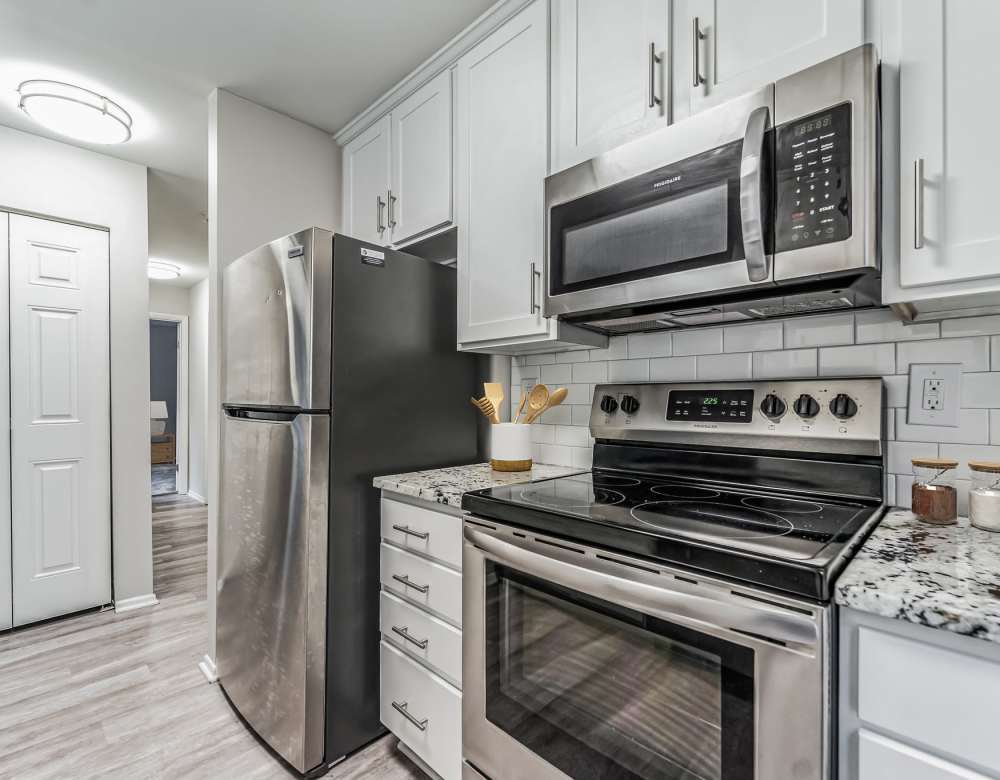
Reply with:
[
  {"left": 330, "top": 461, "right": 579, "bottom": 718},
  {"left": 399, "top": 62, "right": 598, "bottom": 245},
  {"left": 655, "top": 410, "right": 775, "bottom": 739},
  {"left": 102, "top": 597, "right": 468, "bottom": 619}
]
[
  {"left": 380, "top": 495, "right": 463, "bottom": 780},
  {"left": 859, "top": 730, "right": 989, "bottom": 780}
]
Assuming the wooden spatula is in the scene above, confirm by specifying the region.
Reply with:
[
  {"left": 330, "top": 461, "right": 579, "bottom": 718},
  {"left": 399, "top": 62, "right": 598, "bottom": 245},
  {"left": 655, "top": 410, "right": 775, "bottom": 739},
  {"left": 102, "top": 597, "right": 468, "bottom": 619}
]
[
  {"left": 470, "top": 396, "right": 497, "bottom": 422},
  {"left": 484, "top": 383, "right": 504, "bottom": 424}
]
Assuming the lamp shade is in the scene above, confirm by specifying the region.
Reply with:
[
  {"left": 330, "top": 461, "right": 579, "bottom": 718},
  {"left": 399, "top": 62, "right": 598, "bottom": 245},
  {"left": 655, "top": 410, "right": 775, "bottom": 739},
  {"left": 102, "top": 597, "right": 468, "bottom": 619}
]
[{"left": 150, "top": 401, "right": 169, "bottom": 419}]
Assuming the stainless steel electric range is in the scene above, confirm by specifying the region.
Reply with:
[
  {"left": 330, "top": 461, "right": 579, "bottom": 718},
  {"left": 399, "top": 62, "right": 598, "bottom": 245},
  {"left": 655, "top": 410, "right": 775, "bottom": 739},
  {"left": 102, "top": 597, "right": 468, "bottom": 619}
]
[{"left": 461, "top": 379, "right": 887, "bottom": 780}]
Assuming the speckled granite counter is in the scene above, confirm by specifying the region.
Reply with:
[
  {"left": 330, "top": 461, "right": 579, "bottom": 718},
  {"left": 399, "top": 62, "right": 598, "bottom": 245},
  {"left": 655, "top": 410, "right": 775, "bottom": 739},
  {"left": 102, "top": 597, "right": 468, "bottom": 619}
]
[
  {"left": 373, "top": 463, "right": 582, "bottom": 508},
  {"left": 835, "top": 509, "right": 1000, "bottom": 643}
]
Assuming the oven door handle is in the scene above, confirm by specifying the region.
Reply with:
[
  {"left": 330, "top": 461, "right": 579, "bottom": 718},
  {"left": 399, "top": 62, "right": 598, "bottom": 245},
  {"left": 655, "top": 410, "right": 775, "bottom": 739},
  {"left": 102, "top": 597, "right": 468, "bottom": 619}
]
[
  {"left": 739, "top": 105, "right": 770, "bottom": 284},
  {"left": 465, "top": 526, "right": 818, "bottom": 648}
]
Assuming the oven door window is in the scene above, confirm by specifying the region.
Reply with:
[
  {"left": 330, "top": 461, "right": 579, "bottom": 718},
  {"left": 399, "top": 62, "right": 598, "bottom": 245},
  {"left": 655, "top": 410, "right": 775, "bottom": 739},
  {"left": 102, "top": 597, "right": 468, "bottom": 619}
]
[
  {"left": 549, "top": 138, "right": 769, "bottom": 297},
  {"left": 485, "top": 563, "right": 754, "bottom": 780}
]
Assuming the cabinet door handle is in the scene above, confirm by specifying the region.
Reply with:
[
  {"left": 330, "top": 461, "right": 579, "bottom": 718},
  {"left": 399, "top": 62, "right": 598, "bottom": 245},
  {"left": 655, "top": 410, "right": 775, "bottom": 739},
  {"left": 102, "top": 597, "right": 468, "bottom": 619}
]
[
  {"left": 391, "top": 625, "right": 429, "bottom": 649},
  {"left": 692, "top": 17, "right": 706, "bottom": 88},
  {"left": 388, "top": 189, "right": 397, "bottom": 229},
  {"left": 392, "top": 524, "right": 429, "bottom": 540},
  {"left": 376, "top": 195, "right": 386, "bottom": 235},
  {"left": 914, "top": 158, "right": 924, "bottom": 250},
  {"left": 648, "top": 42, "right": 662, "bottom": 108},
  {"left": 392, "top": 573, "right": 429, "bottom": 594},
  {"left": 392, "top": 700, "right": 428, "bottom": 731},
  {"left": 530, "top": 261, "right": 541, "bottom": 314}
]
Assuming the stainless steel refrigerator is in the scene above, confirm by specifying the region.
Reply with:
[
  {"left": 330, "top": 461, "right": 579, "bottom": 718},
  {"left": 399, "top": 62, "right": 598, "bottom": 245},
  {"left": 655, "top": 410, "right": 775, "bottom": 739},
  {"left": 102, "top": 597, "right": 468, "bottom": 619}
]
[{"left": 217, "top": 229, "right": 478, "bottom": 775}]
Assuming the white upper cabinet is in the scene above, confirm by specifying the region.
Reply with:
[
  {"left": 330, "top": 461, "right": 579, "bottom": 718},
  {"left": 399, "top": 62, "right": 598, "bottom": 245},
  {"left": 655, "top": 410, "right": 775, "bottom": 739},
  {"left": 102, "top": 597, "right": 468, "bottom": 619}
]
[
  {"left": 342, "top": 115, "right": 391, "bottom": 246},
  {"left": 894, "top": 0, "right": 1000, "bottom": 294},
  {"left": 674, "top": 0, "right": 863, "bottom": 119},
  {"left": 390, "top": 70, "right": 453, "bottom": 245},
  {"left": 551, "top": 0, "right": 670, "bottom": 173},
  {"left": 455, "top": 0, "right": 551, "bottom": 346}
]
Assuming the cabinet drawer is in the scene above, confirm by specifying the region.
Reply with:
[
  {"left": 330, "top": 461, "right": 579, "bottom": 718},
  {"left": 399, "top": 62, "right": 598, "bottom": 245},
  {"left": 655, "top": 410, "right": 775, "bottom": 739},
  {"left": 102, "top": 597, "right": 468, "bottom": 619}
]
[
  {"left": 858, "top": 627, "right": 1000, "bottom": 772},
  {"left": 381, "top": 542, "right": 462, "bottom": 627},
  {"left": 381, "top": 590, "right": 462, "bottom": 688},
  {"left": 381, "top": 640, "right": 461, "bottom": 780},
  {"left": 381, "top": 498, "right": 462, "bottom": 569},
  {"left": 859, "top": 729, "right": 988, "bottom": 780}
]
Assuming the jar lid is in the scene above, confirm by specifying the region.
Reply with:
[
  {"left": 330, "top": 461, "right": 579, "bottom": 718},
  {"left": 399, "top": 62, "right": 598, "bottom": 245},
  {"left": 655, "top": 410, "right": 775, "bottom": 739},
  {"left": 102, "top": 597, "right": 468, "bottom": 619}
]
[
  {"left": 969, "top": 461, "right": 1000, "bottom": 473},
  {"left": 911, "top": 458, "right": 958, "bottom": 469}
]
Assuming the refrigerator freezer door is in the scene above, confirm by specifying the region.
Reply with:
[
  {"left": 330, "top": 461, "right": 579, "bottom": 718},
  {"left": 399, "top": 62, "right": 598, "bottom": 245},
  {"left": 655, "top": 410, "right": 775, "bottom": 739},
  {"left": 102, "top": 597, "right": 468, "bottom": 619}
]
[
  {"left": 222, "top": 228, "right": 333, "bottom": 410},
  {"left": 216, "top": 409, "right": 330, "bottom": 773}
]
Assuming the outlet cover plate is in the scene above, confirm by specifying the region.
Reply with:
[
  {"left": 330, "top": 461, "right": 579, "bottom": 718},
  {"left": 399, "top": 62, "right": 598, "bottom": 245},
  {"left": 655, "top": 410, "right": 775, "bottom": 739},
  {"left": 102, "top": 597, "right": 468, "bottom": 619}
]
[{"left": 907, "top": 363, "right": 962, "bottom": 427}]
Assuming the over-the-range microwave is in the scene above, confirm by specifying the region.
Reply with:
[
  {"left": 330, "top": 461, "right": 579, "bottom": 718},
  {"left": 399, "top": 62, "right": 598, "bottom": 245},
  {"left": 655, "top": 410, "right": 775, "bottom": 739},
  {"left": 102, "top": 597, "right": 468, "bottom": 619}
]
[{"left": 544, "top": 44, "right": 880, "bottom": 334}]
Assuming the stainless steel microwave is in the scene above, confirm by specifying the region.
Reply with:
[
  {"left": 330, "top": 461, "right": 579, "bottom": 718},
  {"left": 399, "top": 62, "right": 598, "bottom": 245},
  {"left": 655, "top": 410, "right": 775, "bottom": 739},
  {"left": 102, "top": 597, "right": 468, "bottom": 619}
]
[{"left": 544, "top": 45, "right": 880, "bottom": 333}]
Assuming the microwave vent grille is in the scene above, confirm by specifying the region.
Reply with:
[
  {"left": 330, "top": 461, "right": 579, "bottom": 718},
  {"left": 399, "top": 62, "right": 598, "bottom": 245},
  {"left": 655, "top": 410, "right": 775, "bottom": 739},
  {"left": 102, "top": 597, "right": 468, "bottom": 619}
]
[{"left": 745, "top": 296, "right": 855, "bottom": 318}]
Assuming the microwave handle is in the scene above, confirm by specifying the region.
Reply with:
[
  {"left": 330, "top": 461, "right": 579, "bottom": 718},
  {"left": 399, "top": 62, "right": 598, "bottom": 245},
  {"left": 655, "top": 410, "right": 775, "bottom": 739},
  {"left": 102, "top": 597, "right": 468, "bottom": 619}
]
[{"left": 740, "top": 105, "right": 770, "bottom": 283}]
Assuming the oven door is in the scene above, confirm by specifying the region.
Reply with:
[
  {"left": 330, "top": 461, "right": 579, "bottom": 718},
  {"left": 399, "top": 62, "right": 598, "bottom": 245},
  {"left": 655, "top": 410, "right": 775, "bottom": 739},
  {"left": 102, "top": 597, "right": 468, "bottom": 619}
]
[
  {"left": 463, "top": 522, "right": 830, "bottom": 780},
  {"left": 544, "top": 86, "right": 774, "bottom": 320}
]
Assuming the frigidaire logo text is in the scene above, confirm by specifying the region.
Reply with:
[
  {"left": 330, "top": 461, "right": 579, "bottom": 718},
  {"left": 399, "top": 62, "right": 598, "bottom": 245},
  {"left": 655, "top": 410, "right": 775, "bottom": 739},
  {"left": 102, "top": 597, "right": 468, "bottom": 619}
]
[{"left": 653, "top": 175, "right": 681, "bottom": 189}]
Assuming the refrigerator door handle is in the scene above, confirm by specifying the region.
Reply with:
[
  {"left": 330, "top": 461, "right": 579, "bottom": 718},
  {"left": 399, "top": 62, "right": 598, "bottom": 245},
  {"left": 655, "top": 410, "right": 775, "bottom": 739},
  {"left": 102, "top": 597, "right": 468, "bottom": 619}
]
[{"left": 223, "top": 407, "right": 300, "bottom": 422}]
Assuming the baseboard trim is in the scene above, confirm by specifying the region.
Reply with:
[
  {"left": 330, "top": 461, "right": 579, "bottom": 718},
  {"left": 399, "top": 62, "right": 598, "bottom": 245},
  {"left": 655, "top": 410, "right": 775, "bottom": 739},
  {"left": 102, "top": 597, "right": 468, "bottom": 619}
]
[
  {"left": 199, "top": 654, "right": 218, "bottom": 684},
  {"left": 114, "top": 593, "right": 159, "bottom": 613},
  {"left": 185, "top": 490, "right": 207, "bottom": 504}
]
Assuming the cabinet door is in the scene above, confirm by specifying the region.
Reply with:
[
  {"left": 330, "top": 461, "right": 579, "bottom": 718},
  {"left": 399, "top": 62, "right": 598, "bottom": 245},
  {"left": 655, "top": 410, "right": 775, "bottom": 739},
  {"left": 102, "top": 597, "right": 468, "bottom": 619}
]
[
  {"left": 455, "top": 0, "right": 549, "bottom": 345},
  {"left": 0, "top": 213, "right": 9, "bottom": 632},
  {"left": 551, "top": 0, "right": 669, "bottom": 173},
  {"left": 390, "top": 70, "right": 453, "bottom": 246},
  {"left": 899, "top": 0, "right": 1000, "bottom": 289},
  {"left": 859, "top": 730, "right": 988, "bottom": 780},
  {"left": 342, "top": 115, "right": 391, "bottom": 245},
  {"left": 678, "top": 0, "right": 862, "bottom": 116}
]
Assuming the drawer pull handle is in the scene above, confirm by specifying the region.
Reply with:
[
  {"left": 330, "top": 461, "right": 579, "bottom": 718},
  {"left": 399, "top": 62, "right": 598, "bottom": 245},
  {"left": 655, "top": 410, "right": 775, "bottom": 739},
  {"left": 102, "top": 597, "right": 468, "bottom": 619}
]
[
  {"left": 392, "top": 524, "right": 429, "bottom": 540},
  {"left": 392, "top": 574, "right": 430, "bottom": 594},
  {"left": 391, "top": 625, "right": 429, "bottom": 649},
  {"left": 392, "top": 700, "right": 428, "bottom": 731}
]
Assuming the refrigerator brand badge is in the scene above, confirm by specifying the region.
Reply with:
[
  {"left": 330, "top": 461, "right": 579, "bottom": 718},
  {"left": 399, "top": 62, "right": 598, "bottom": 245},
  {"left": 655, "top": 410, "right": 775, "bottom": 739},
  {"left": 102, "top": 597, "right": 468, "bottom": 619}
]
[
  {"left": 287, "top": 246, "right": 305, "bottom": 258},
  {"left": 360, "top": 247, "right": 385, "bottom": 267}
]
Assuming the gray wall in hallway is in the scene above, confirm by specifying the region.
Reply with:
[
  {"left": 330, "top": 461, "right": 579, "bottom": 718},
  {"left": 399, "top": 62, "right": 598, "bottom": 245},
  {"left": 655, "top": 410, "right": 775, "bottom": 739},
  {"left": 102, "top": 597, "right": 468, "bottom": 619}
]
[{"left": 150, "top": 320, "right": 178, "bottom": 436}]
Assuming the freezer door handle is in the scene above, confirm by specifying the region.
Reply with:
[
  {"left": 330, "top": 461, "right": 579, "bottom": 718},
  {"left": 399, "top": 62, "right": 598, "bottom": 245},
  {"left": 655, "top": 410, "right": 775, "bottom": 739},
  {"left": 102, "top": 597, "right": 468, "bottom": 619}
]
[{"left": 223, "top": 406, "right": 300, "bottom": 422}]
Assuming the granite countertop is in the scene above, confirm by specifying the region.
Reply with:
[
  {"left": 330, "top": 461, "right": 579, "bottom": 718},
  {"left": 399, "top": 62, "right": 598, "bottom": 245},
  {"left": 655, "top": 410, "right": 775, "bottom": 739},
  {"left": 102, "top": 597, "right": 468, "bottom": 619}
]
[
  {"left": 373, "top": 462, "right": 583, "bottom": 508},
  {"left": 835, "top": 509, "right": 1000, "bottom": 644}
]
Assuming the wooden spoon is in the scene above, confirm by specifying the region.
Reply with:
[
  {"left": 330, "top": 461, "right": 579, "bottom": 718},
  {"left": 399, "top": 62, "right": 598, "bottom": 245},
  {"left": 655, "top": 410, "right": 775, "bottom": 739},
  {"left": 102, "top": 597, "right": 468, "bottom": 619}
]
[
  {"left": 483, "top": 382, "right": 504, "bottom": 424},
  {"left": 522, "top": 384, "right": 549, "bottom": 424},
  {"left": 513, "top": 392, "right": 528, "bottom": 424},
  {"left": 526, "top": 386, "right": 567, "bottom": 423}
]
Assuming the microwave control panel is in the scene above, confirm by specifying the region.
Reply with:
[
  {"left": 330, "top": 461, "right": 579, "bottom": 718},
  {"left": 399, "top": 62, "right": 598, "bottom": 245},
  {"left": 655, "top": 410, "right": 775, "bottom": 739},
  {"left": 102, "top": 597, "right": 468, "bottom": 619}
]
[{"left": 774, "top": 102, "right": 852, "bottom": 252}]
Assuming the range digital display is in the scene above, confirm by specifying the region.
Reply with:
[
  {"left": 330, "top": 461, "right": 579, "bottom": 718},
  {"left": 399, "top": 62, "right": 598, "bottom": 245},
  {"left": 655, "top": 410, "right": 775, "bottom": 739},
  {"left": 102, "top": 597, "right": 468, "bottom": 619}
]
[{"left": 667, "top": 389, "right": 754, "bottom": 423}]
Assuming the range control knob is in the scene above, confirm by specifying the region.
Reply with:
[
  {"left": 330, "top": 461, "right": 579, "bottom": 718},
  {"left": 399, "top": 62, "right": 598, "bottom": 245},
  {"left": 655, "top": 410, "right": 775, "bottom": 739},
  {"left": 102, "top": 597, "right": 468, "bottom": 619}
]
[
  {"left": 599, "top": 395, "right": 619, "bottom": 414},
  {"left": 830, "top": 393, "right": 859, "bottom": 420},
  {"left": 620, "top": 394, "right": 640, "bottom": 416},
  {"left": 760, "top": 394, "right": 787, "bottom": 419},
  {"left": 793, "top": 394, "right": 821, "bottom": 419}
]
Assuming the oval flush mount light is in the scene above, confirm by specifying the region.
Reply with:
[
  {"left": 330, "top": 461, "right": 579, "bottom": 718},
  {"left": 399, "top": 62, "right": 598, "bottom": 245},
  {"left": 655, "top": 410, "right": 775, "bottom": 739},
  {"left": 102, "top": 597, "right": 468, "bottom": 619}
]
[
  {"left": 17, "top": 79, "right": 133, "bottom": 144},
  {"left": 148, "top": 260, "right": 181, "bottom": 280}
]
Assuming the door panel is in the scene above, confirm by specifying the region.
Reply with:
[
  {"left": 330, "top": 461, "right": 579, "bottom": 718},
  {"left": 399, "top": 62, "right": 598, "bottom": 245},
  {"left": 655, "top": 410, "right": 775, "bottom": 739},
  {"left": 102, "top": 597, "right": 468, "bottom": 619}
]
[
  {"left": 9, "top": 214, "right": 111, "bottom": 627},
  {"left": 0, "top": 214, "right": 10, "bottom": 631},
  {"left": 343, "top": 115, "right": 392, "bottom": 245}
]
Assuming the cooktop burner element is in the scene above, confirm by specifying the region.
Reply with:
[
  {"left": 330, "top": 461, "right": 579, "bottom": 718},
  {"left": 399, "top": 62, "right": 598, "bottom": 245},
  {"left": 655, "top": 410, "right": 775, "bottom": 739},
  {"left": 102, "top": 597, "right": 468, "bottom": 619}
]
[
  {"left": 591, "top": 474, "right": 642, "bottom": 488},
  {"left": 518, "top": 478, "right": 626, "bottom": 511},
  {"left": 650, "top": 484, "right": 721, "bottom": 499},
  {"left": 631, "top": 501, "right": 795, "bottom": 539},
  {"left": 741, "top": 495, "right": 824, "bottom": 514}
]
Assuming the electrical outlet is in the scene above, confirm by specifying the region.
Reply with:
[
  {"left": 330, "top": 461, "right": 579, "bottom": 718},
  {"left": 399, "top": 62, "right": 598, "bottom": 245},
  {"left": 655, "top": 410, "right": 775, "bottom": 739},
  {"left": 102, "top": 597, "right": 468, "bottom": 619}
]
[{"left": 907, "top": 364, "right": 962, "bottom": 427}]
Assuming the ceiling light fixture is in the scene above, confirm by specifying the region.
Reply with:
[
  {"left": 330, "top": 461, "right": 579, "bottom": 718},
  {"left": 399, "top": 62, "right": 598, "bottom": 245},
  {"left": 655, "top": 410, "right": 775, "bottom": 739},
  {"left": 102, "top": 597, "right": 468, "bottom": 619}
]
[
  {"left": 148, "top": 260, "right": 181, "bottom": 280},
  {"left": 17, "top": 79, "right": 133, "bottom": 144}
]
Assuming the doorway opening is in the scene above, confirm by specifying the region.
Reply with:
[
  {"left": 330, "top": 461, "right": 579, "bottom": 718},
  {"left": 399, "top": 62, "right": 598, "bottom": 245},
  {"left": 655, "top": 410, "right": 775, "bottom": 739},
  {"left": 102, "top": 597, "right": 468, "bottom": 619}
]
[{"left": 149, "top": 314, "right": 189, "bottom": 496}]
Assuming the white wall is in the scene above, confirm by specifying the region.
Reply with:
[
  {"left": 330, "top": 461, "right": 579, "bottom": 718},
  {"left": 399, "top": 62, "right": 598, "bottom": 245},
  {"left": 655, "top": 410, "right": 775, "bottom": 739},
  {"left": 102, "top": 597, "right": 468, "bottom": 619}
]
[
  {"left": 149, "top": 281, "right": 190, "bottom": 316},
  {"left": 205, "top": 89, "right": 340, "bottom": 667},
  {"left": 188, "top": 278, "right": 209, "bottom": 503},
  {"left": 0, "top": 124, "right": 153, "bottom": 603}
]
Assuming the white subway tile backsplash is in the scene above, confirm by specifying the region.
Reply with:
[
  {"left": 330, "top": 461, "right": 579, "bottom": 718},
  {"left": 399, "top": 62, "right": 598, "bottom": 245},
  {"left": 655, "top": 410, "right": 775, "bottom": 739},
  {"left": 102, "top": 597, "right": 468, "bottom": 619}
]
[
  {"left": 895, "top": 408, "right": 991, "bottom": 445},
  {"left": 539, "top": 444, "right": 573, "bottom": 467},
  {"left": 514, "top": 364, "right": 539, "bottom": 381},
  {"left": 537, "top": 404, "right": 572, "bottom": 425},
  {"left": 993, "top": 337, "right": 1000, "bottom": 371},
  {"left": 993, "top": 410, "right": 1000, "bottom": 445},
  {"left": 564, "top": 384, "right": 594, "bottom": 405},
  {"left": 888, "top": 441, "right": 938, "bottom": 474},
  {"left": 540, "top": 363, "right": 573, "bottom": 385},
  {"left": 895, "top": 474, "right": 914, "bottom": 509},
  {"left": 885, "top": 474, "right": 896, "bottom": 503},
  {"left": 938, "top": 444, "right": 1000, "bottom": 479},
  {"left": 818, "top": 343, "right": 896, "bottom": 376},
  {"left": 571, "top": 447, "right": 594, "bottom": 469},
  {"left": 609, "top": 359, "right": 650, "bottom": 382},
  {"left": 884, "top": 375, "right": 908, "bottom": 408},
  {"left": 524, "top": 352, "right": 556, "bottom": 365},
  {"left": 753, "top": 349, "right": 817, "bottom": 378},
  {"left": 572, "top": 361, "right": 608, "bottom": 383},
  {"left": 673, "top": 328, "right": 723, "bottom": 356},
  {"left": 783, "top": 314, "right": 854, "bottom": 348},
  {"left": 896, "top": 337, "right": 990, "bottom": 373},
  {"left": 531, "top": 424, "right": 555, "bottom": 444},
  {"left": 885, "top": 409, "right": 896, "bottom": 440},
  {"left": 589, "top": 336, "right": 627, "bottom": 361},
  {"left": 960, "top": 373, "right": 1000, "bottom": 408},
  {"left": 650, "top": 356, "right": 698, "bottom": 381},
  {"left": 941, "top": 315, "right": 1000, "bottom": 338},
  {"left": 724, "top": 322, "right": 782, "bottom": 353},
  {"left": 556, "top": 348, "right": 595, "bottom": 363},
  {"left": 627, "top": 332, "right": 672, "bottom": 359},
  {"left": 572, "top": 405, "right": 593, "bottom": 426},
  {"left": 697, "top": 353, "right": 752, "bottom": 380},
  {"left": 555, "top": 425, "right": 592, "bottom": 447},
  {"left": 855, "top": 309, "right": 939, "bottom": 343}
]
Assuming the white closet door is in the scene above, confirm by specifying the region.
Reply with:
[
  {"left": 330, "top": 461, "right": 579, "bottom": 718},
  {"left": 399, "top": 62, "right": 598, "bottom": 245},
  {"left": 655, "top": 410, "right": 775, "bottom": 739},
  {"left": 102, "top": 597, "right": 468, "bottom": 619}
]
[
  {"left": 0, "top": 213, "right": 10, "bottom": 631},
  {"left": 9, "top": 214, "right": 111, "bottom": 626}
]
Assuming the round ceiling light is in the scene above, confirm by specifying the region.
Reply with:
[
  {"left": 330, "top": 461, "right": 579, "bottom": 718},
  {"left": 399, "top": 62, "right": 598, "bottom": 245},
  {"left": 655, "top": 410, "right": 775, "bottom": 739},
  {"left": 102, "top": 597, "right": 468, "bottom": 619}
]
[
  {"left": 17, "top": 80, "right": 133, "bottom": 144},
  {"left": 148, "top": 260, "right": 181, "bottom": 281}
]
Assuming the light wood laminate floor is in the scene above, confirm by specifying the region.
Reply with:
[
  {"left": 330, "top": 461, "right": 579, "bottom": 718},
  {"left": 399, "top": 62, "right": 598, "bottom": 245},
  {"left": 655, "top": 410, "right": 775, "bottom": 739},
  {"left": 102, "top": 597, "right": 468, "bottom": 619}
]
[{"left": 0, "top": 493, "right": 424, "bottom": 780}]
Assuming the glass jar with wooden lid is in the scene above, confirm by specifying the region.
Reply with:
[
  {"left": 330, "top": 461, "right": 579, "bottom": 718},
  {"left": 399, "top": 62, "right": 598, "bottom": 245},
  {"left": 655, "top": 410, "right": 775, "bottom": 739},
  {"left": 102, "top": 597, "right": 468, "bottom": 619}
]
[
  {"left": 969, "top": 461, "right": 1000, "bottom": 532},
  {"left": 911, "top": 458, "right": 959, "bottom": 525}
]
